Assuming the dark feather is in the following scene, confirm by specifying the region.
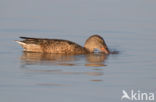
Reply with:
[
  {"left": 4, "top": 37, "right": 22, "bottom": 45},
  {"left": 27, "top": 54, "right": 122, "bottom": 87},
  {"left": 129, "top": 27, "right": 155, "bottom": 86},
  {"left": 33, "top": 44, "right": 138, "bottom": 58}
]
[{"left": 20, "top": 36, "right": 44, "bottom": 40}]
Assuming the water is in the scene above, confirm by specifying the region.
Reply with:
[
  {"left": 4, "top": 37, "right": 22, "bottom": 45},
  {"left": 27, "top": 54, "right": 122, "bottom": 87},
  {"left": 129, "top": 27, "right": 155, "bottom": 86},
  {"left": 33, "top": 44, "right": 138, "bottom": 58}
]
[{"left": 0, "top": 0, "right": 156, "bottom": 102}]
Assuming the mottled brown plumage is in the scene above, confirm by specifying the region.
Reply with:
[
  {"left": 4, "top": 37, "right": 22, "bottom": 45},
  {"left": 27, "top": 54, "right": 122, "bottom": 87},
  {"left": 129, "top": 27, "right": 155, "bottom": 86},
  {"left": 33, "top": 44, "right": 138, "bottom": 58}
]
[{"left": 16, "top": 35, "right": 110, "bottom": 54}]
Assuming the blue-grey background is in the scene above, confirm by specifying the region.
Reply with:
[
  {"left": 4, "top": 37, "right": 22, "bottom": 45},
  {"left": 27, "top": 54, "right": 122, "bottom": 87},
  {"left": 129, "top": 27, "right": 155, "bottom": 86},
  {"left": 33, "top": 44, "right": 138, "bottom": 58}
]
[{"left": 0, "top": 0, "right": 156, "bottom": 102}]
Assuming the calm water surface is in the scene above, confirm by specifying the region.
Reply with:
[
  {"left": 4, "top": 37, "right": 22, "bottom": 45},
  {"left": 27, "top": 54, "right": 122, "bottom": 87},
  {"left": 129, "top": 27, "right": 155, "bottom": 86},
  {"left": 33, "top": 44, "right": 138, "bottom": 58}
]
[{"left": 0, "top": 0, "right": 156, "bottom": 102}]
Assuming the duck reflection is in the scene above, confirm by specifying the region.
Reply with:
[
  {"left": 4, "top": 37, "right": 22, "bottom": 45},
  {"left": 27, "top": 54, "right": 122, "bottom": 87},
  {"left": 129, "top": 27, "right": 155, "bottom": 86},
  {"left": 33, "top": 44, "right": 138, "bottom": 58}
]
[
  {"left": 21, "top": 52, "right": 108, "bottom": 67},
  {"left": 20, "top": 52, "right": 108, "bottom": 82}
]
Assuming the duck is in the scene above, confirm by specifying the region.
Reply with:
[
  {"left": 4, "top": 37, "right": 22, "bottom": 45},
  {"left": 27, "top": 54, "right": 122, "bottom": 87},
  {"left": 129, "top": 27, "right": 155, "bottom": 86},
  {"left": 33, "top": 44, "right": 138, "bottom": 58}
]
[{"left": 16, "top": 34, "right": 110, "bottom": 54}]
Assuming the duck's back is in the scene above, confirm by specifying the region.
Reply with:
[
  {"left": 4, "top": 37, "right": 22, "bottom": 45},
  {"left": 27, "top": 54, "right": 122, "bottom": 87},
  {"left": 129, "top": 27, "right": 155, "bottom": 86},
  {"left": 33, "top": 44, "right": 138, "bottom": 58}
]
[{"left": 16, "top": 37, "right": 88, "bottom": 54}]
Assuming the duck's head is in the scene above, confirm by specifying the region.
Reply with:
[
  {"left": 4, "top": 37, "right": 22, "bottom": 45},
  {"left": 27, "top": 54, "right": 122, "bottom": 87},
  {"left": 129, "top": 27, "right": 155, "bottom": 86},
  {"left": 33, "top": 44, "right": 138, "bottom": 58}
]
[{"left": 84, "top": 35, "right": 110, "bottom": 54}]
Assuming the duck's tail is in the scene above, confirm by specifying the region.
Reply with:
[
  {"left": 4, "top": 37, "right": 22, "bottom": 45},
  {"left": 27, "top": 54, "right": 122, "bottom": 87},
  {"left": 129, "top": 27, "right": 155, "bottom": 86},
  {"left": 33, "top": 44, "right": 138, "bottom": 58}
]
[
  {"left": 15, "top": 40, "right": 42, "bottom": 52},
  {"left": 15, "top": 40, "right": 27, "bottom": 51},
  {"left": 15, "top": 40, "right": 26, "bottom": 46}
]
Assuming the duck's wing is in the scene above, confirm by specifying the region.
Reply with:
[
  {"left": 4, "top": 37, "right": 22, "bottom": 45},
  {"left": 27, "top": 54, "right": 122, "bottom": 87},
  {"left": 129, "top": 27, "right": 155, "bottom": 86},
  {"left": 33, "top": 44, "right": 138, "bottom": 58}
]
[{"left": 18, "top": 36, "right": 50, "bottom": 44}]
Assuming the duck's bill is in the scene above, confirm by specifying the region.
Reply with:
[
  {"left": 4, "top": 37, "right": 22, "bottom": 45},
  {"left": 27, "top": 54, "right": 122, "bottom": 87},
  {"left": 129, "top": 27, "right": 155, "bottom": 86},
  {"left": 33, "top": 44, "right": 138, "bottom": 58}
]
[{"left": 101, "top": 47, "right": 110, "bottom": 54}]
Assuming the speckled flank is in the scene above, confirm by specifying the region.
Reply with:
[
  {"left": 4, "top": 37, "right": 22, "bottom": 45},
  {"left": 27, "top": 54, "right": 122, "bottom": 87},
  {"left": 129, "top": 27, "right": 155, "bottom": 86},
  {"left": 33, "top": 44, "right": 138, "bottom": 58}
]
[{"left": 40, "top": 39, "right": 89, "bottom": 54}]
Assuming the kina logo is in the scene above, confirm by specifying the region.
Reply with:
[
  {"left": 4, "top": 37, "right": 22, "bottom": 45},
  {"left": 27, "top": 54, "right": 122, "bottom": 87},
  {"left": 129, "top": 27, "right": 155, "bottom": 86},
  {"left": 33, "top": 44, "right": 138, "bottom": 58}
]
[{"left": 121, "top": 90, "right": 155, "bottom": 101}]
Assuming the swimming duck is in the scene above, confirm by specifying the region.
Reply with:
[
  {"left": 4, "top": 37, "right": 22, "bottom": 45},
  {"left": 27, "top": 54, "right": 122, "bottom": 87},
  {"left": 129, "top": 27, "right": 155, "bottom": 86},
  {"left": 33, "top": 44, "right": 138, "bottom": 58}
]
[{"left": 16, "top": 34, "right": 110, "bottom": 54}]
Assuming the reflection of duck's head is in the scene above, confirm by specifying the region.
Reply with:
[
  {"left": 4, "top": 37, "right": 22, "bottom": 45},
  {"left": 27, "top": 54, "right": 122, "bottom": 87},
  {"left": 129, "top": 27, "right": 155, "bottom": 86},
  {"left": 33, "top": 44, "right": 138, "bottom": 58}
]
[
  {"left": 84, "top": 35, "right": 110, "bottom": 54},
  {"left": 86, "top": 54, "right": 107, "bottom": 63},
  {"left": 85, "top": 53, "right": 107, "bottom": 67}
]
